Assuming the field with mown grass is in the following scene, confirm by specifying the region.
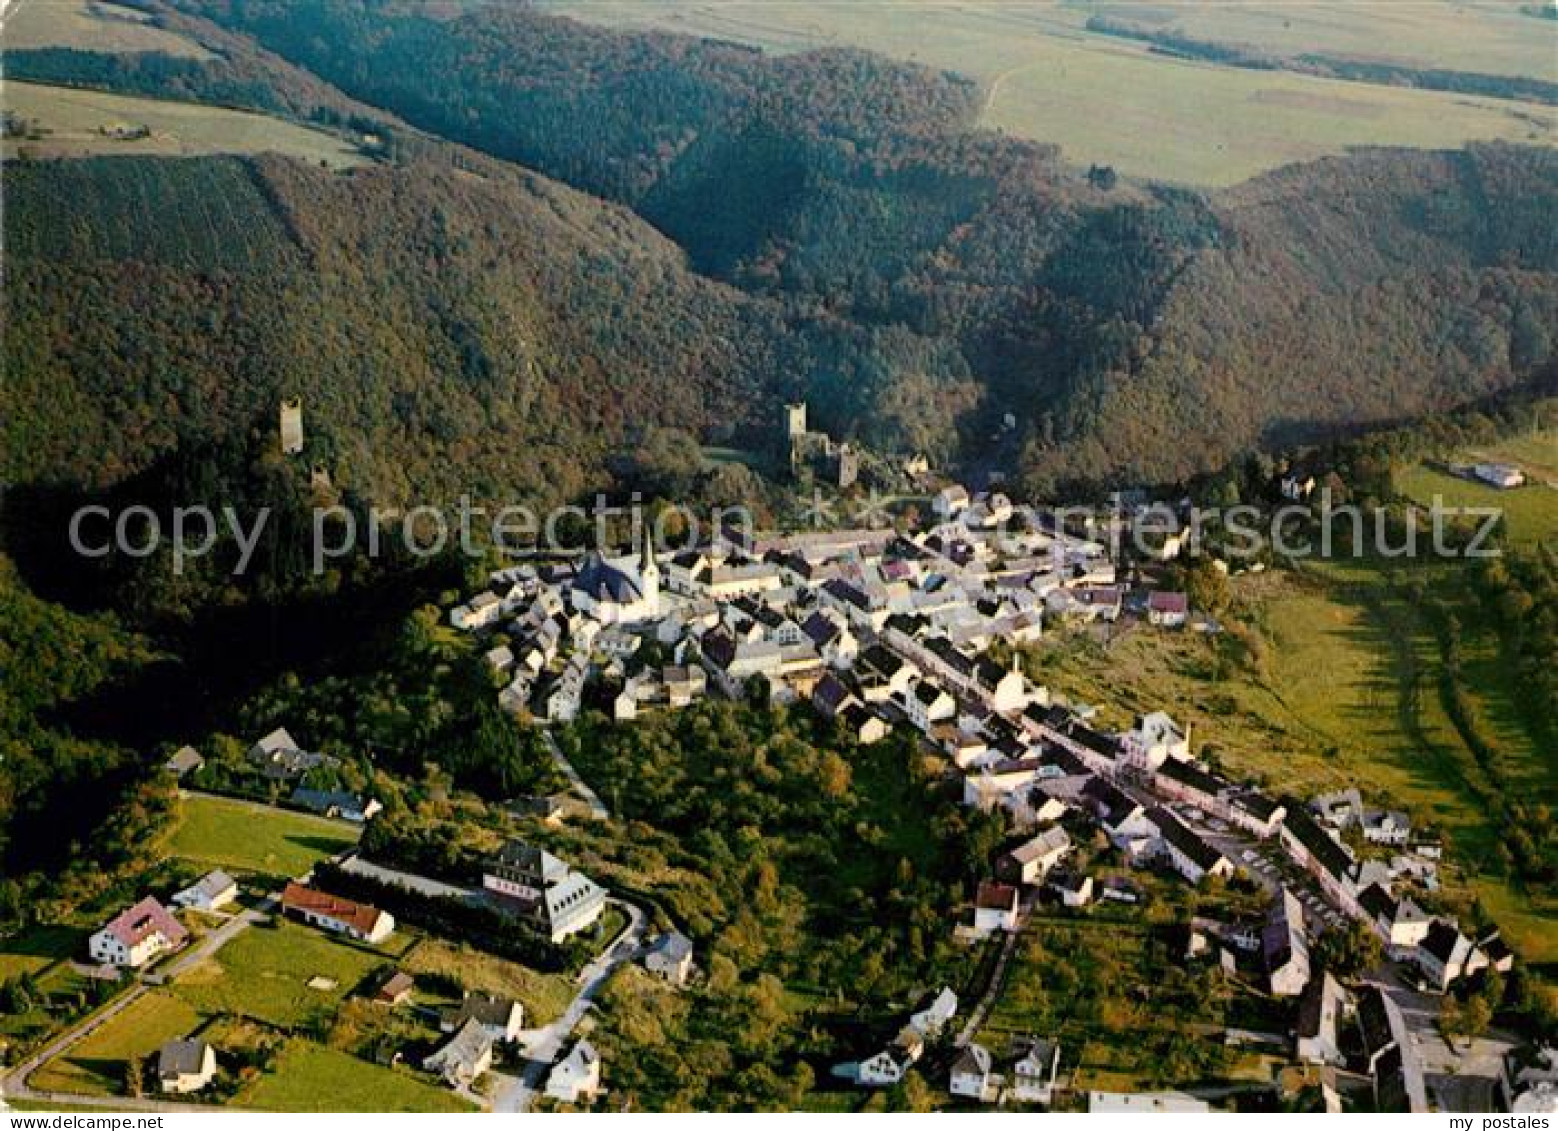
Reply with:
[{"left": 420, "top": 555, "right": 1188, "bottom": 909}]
[
  {"left": 165, "top": 793, "right": 360, "bottom": 880},
  {"left": 236, "top": 1040, "right": 475, "bottom": 1112},
  {"left": 3, "top": 0, "right": 213, "bottom": 59},
  {"left": 1395, "top": 461, "right": 1558, "bottom": 550},
  {"left": 169, "top": 919, "right": 394, "bottom": 1030},
  {"left": 31, "top": 991, "right": 201, "bottom": 1097}
]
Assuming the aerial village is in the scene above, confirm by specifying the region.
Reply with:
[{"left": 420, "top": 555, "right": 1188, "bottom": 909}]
[
  {"left": 5, "top": 404, "right": 1547, "bottom": 1115},
  {"left": 429, "top": 404, "right": 1545, "bottom": 1113}
]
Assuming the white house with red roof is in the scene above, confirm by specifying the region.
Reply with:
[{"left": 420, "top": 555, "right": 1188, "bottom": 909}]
[
  {"left": 88, "top": 896, "right": 189, "bottom": 968},
  {"left": 281, "top": 882, "right": 395, "bottom": 944}
]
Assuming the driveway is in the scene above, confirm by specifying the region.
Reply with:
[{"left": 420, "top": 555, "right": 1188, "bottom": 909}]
[
  {"left": 4, "top": 899, "right": 270, "bottom": 1107},
  {"left": 491, "top": 898, "right": 647, "bottom": 1112}
]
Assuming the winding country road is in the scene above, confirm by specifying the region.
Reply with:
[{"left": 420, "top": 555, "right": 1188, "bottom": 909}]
[{"left": 492, "top": 897, "right": 647, "bottom": 1113}]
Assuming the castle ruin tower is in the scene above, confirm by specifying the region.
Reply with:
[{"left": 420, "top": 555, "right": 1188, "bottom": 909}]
[
  {"left": 279, "top": 398, "right": 304, "bottom": 456},
  {"left": 784, "top": 401, "right": 808, "bottom": 442}
]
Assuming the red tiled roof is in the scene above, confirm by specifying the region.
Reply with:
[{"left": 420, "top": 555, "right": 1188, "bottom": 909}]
[
  {"left": 104, "top": 896, "right": 188, "bottom": 950},
  {"left": 976, "top": 881, "right": 1019, "bottom": 911},
  {"left": 282, "top": 881, "right": 386, "bottom": 937}
]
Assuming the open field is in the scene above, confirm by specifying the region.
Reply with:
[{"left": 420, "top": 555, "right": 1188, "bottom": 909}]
[
  {"left": 165, "top": 793, "right": 360, "bottom": 880},
  {"left": 170, "top": 919, "right": 390, "bottom": 1030},
  {"left": 31, "top": 991, "right": 201, "bottom": 1097},
  {"left": 237, "top": 1040, "right": 474, "bottom": 1112},
  {"left": 1087, "top": 0, "right": 1553, "bottom": 81},
  {"left": 547, "top": 0, "right": 1554, "bottom": 186},
  {"left": 0, "top": 924, "right": 83, "bottom": 979},
  {"left": 2, "top": 0, "right": 213, "bottom": 59},
  {"left": 1396, "top": 463, "right": 1558, "bottom": 550},
  {"left": 1466, "top": 429, "right": 1558, "bottom": 484},
  {"left": 1, "top": 82, "right": 369, "bottom": 168}
]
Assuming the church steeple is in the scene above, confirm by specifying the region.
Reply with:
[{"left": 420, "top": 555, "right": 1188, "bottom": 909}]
[{"left": 639, "top": 526, "right": 660, "bottom": 596}]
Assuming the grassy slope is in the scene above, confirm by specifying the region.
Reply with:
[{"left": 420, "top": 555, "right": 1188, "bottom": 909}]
[
  {"left": 547, "top": 0, "right": 1554, "bottom": 186},
  {"left": 1, "top": 81, "right": 368, "bottom": 167},
  {"left": 1396, "top": 461, "right": 1558, "bottom": 551},
  {"left": 400, "top": 936, "right": 575, "bottom": 1026},
  {"left": 165, "top": 794, "right": 360, "bottom": 881},
  {"left": 3, "top": 0, "right": 213, "bottom": 58}
]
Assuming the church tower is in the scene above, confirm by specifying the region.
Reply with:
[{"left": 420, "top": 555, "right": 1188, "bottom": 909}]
[{"left": 639, "top": 526, "right": 660, "bottom": 613}]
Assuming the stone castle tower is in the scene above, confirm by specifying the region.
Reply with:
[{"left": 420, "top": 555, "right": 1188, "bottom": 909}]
[
  {"left": 279, "top": 398, "right": 304, "bottom": 456},
  {"left": 784, "top": 402, "right": 808, "bottom": 442}
]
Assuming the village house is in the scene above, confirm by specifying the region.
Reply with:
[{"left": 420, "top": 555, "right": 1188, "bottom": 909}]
[
  {"left": 841, "top": 703, "right": 890, "bottom": 745},
  {"left": 1121, "top": 711, "right": 1190, "bottom": 771},
  {"left": 909, "top": 987, "right": 958, "bottom": 1037},
  {"left": 1011, "top": 1039, "right": 1061, "bottom": 1106},
  {"left": 1150, "top": 808, "right": 1233, "bottom": 885},
  {"left": 1295, "top": 971, "right": 1348, "bottom": 1066},
  {"left": 1081, "top": 778, "right": 1156, "bottom": 857},
  {"left": 280, "top": 882, "right": 395, "bottom": 944},
  {"left": 1359, "top": 883, "right": 1434, "bottom": 953},
  {"left": 424, "top": 1018, "right": 494, "bottom": 1087},
  {"left": 89, "top": 897, "right": 188, "bottom": 968},
  {"left": 1361, "top": 808, "right": 1412, "bottom": 846},
  {"left": 1280, "top": 471, "right": 1318, "bottom": 502},
  {"left": 441, "top": 992, "right": 524, "bottom": 1043},
  {"left": 973, "top": 881, "right": 1021, "bottom": 934},
  {"left": 902, "top": 677, "right": 956, "bottom": 731},
  {"left": 1145, "top": 590, "right": 1189, "bottom": 628},
  {"left": 1153, "top": 755, "right": 1231, "bottom": 815},
  {"left": 482, "top": 840, "right": 606, "bottom": 943},
  {"left": 1472, "top": 462, "right": 1525, "bottom": 489},
  {"left": 545, "top": 1039, "right": 602, "bottom": 1105},
  {"left": 1358, "top": 984, "right": 1428, "bottom": 1112},
  {"left": 246, "top": 726, "right": 338, "bottom": 781},
  {"left": 172, "top": 870, "right": 238, "bottom": 913},
  {"left": 1261, "top": 890, "right": 1312, "bottom": 997},
  {"left": 164, "top": 745, "right": 204, "bottom": 779},
  {"left": 995, "top": 825, "right": 1072, "bottom": 887},
  {"left": 373, "top": 970, "right": 415, "bottom": 1006},
  {"left": 858, "top": 1028, "right": 924, "bottom": 1088},
  {"left": 934, "top": 484, "right": 971, "bottom": 519},
  {"left": 644, "top": 930, "right": 694, "bottom": 986},
  {"left": 1049, "top": 870, "right": 1094, "bottom": 908},
  {"left": 156, "top": 1039, "right": 217, "bottom": 1094},
  {"left": 291, "top": 788, "right": 382, "bottom": 823},
  {"left": 949, "top": 1043, "right": 1000, "bottom": 1102},
  {"left": 451, "top": 590, "right": 503, "bottom": 630},
  {"left": 1280, "top": 805, "right": 1363, "bottom": 917},
  {"left": 1416, "top": 920, "right": 1487, "bottom": 992},
  {"left": 1227, "top": 790, "right": 1287, "bottom": 838}
]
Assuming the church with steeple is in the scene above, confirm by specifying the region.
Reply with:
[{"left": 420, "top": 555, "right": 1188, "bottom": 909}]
[{"left": 569, "top": 528, "right": 661, "bottom": 625}]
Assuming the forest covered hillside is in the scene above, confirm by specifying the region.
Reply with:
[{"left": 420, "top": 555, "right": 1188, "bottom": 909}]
[
  {"left": 1, "top": 151, "right": 972, "bottom": 505},
  {"left": 4, "top": 0, "right": 1556, "bottom": 500}
]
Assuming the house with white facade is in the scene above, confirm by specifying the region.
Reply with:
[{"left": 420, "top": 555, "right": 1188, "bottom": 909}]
[{"left": 89, "top": 897, "right": 188, "bottom": 968}]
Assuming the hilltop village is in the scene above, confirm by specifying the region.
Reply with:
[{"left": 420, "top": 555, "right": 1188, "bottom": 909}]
[
  {"left": 438, "top": 466, "right": 1542, "bottom": 1113},
  {"left": 3, "top": 426, "right": 1549, "bottom": 1114}
]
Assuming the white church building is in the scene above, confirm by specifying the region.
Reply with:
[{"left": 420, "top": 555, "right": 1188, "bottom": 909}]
[{"left": 570, "top": 533, "right": 662, "bottom": 625}]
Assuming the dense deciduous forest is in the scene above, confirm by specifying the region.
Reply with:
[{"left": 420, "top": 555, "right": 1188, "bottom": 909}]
[{"left": 7, "top": 0, "right": 1552, "bottom": 498}]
